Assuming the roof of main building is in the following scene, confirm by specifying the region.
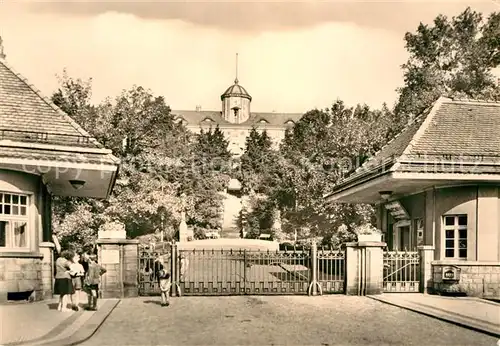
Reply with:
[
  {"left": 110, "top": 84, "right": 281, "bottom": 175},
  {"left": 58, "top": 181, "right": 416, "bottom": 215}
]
[{"left": 172, "top": 109, "right": 304, "bottom": 128}]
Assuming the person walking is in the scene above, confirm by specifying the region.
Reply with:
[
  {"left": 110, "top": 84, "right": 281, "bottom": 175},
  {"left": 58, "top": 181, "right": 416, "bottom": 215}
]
[
  {"left": 84, "top": 254, "right": 106, "bottom": 311},
  {"left": 54, "top": 250, "right": 74, "bottom": 312},
  {"left": 69, "top": 252, "right": 85, "bottom": 311}
]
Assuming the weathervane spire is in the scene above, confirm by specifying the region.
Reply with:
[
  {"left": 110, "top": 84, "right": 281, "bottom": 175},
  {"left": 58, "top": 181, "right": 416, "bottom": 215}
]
[{"left": 235, "top": 53, "right": 239, "bottom": 84}]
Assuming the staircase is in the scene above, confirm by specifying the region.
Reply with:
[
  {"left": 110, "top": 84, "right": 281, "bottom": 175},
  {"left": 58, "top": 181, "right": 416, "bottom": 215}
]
[{"left": 220, "top": 191, "right": 242, "bottom": 239}]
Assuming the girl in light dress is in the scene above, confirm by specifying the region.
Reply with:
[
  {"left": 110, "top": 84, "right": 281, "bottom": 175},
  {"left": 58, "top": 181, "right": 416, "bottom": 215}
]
[{"left": 69, "top": 252, "right": 86, "bottom": 311}]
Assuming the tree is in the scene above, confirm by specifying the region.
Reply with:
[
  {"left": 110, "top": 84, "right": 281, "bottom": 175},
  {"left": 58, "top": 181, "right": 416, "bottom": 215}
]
[
  {"left": 237, "top": 128, "right": 283, "bottom": 236},
  {"left": 51, "top": 76, "right": 201, "bottom": 248},
  {"left": 271, "top": 101, "right": 396, "bottom": 244},
  {"left": 238, "top": 127, "right": 277, "bottom": 194},
  {"left": 396, "top": 8, "right": 500, "bottom": 120},
  {"left": 184, "top": 125, "right": 232, "bottom": 235}
]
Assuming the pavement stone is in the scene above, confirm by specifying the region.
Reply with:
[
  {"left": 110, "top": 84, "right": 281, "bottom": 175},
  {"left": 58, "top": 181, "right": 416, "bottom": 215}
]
[
  {"left": 369, "top": 293, "right": 500, "bottom": 338},
  {"left": 0, "top": 298, "right": 73, "bottom": 345},
  {"left": 0, "top": 293, "right": 119, "bottom": 346},
  {"left": 81, "top": 295, "right": 498, "bottom": 345}
]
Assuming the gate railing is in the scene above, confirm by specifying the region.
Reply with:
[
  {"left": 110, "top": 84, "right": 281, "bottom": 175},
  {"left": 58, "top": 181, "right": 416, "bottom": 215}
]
[
  {"left": 383, "top": 250, "right": 420, "bottom": 292},
  {"left": 138, "top": 242, "right": 346, "bottom": 296},
  {"left": 138, "top": 244, "right": 172, "bottom": 296},
  {"left": 317, "top": 248, "right": 345, "bottom": 294},
  {"left": 177, "top": 248, "right": 311, "bottom": 295}
]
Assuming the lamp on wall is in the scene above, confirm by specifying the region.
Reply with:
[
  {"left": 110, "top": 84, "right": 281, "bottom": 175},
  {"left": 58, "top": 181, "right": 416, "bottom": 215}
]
[
  {"left": 69, "top": 180, "right": 86, "bottom": 190},
  {"left": 379, "top": 191, "right": 392, "bottom": 200}
]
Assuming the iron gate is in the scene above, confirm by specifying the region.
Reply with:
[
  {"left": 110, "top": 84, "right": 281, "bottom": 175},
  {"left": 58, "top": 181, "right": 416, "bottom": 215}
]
[
  {"left": 138, "top": 245, "right": 172, "bottom": 296},
  {"left": 178, "top": 249, "right": 310, "bottom": 295},
  {"left": 138, "top": 244, "right": 345, "bottom": 296},
  {"left": 383, "top": 250, "right": 420, "bottom": 292}
]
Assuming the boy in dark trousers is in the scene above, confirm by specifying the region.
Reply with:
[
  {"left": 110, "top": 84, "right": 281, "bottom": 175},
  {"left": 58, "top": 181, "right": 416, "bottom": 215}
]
[{"left": 84, "top": 254, "right": 106, "bottom": 311}]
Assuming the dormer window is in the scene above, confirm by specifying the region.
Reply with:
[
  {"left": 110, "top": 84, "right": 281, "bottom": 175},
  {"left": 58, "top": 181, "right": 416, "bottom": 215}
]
[
  {"left": 202, "top": 118, "right": 214, "bottom": 123},
  {"left": 175, "top": 117, "right": 188, "bottom": 126},
  {"left": 259, "top": 119, "right": 269, "bottom": 124},
  {"left": 285, "top": 120, "right": 295, "bottom": 126}
]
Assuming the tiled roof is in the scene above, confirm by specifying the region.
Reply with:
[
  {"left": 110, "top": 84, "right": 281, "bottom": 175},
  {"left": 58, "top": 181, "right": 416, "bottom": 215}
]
[
  {"left": 333, "top": 97, "right": 500, "bottom": 189},
  {"left": 0, "top": 59, "right": 101, "bottom": 148},
  {"left": 0, "top": 147, "right": 119, "bottom": 165},
  {"left": 172, "top": 110, "right": 303, "bottom": 128},
  {"left": 406, "top": 100, "right": 500, "bottom": 157}
]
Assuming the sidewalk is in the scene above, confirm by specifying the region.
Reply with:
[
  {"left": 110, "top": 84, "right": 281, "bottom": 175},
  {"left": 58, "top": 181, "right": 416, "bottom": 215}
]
[
  {"left": 0, "top": 292, "right": 119, "bottom": 346},
  {"left": 369, "top": 293, "right": 500, "bottom": 338}
]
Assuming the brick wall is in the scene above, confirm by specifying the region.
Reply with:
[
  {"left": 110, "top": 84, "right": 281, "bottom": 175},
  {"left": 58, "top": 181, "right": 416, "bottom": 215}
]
[
  {"left": 0, "top": 256, "right": 43, "bottom": 302},
  {"left": 432, "top": 263, "right": 500, "bottom": 298}
]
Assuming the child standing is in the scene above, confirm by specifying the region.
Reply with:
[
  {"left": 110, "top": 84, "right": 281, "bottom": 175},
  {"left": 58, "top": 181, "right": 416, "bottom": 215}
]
[
  {"left": 69, "top": 252, "right": 85, "bottom": 311},
  {"left": 158, "top": 268, "right": 171, "bottom": 307},
  {"left": 84, "top": 254, "right": 106, "bottom": 311}
]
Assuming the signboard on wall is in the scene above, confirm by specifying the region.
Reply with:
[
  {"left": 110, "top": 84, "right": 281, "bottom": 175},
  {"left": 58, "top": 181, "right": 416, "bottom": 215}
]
[
  {"left": 384, "top": 201, "right": 410, "bottom": 220},
  {"left": 415, "top": 218, "right": 424, "bottom": 246},
  {"left": 442, "top": 266, "right": 460, "bottom": 281},
  {"left": 101, "top": 249, "right": 120, "bottom": 264}
]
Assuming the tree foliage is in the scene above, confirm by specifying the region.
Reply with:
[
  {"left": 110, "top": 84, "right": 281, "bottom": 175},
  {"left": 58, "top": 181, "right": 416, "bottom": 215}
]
[
  {"left": 186, "top": 125, "right": 232, "bottom": 234},
  {"left": 396, "top": 7, "right": 500, "bottom": 119},
  {"left": 51, "top": 75, "right": 229, "bottom": 249}
]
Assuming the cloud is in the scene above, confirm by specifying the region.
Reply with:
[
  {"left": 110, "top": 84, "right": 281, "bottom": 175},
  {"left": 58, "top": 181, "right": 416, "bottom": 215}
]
[
  {"left": 0, "top": 6, "right": 408, "bottom": 113},
  {"left": 28, "top": 1, "right": 499, "bottom": 33}
]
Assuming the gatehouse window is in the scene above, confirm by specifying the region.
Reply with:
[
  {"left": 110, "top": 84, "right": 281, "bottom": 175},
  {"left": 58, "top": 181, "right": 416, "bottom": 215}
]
[
  {"left": 443, "top": 215, "right": 467, "bottom": 259},
  {"left": 0, "top": 192, "right": 30, "bottom": 249}
]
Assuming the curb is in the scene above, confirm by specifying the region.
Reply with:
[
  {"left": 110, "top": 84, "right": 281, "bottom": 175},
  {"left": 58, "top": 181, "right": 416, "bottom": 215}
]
[
  {"left": 368, "top": 296, "right": 500, "bottom": 338},
  {"left": 38, "top": 300, "right": 121, "bottom": 346},
  {"left": 4, "top": 311, "right": 83, "bottom": 346}
]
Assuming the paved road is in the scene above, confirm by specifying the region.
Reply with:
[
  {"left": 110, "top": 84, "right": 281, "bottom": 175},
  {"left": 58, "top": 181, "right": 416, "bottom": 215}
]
[{"left": 82, "top": 296, "right": 497, "bottom": 346}]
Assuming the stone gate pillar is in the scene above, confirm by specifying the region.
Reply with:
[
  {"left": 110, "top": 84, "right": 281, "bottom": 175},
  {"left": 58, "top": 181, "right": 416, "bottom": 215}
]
[
  {"left": 418, "top": 245, "right": 435, "bottom": 293},
  {"left": 39, "top": 242, "right": 55, "bottom": 300},
  {"left": 97, "top": 237, "right": 139, "bottom": 299},
  {"left": 344, "top": 240, "right": 386, "bottom": 295}
]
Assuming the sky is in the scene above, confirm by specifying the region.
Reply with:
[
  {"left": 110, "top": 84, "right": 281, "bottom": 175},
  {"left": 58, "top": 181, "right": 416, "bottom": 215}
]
[{"left": 0, "top": 1, "right": 499, "bottom": 113}]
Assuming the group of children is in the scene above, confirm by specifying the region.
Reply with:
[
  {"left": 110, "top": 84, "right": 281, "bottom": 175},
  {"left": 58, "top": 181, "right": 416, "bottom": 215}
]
[
  {"left": 54, "top": 249, "right": 106, "bottom": 312},
  {"left": 56, "top": 248, "right": 183, "bottom": 310}
]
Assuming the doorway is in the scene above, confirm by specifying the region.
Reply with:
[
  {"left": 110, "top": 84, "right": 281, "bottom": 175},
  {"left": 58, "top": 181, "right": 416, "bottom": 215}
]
[{"left": 392, "top": 221, "right": 414, "bottom": 251}]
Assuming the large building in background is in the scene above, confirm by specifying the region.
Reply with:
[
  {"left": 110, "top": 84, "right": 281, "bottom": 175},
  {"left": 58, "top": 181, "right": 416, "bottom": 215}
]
[
  {"left": 172, "top": 59, "right": 304, "bottom": 237},
  {"left": 172, "top": 76, "right": 303, "bottom": 156}
]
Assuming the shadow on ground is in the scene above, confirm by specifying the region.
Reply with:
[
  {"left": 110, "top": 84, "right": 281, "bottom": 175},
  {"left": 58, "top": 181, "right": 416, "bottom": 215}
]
[
  {"left": 143, "top": 300, "right": 163, "bottom": 305},
  {"left": 47, "top": 302, "right": 59, "bottom": 310}
]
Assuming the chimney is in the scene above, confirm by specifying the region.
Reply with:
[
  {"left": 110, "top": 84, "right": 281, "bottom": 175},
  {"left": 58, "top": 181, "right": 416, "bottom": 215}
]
[
  {"left": 0, "top": 36, "right": 5, "bottom": 59},
  {"left": 195, "top": 105, "right": 201, "bottom": 112}
]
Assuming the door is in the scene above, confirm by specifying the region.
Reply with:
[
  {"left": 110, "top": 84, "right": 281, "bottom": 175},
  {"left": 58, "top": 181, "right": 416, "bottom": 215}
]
[
  {"left": 399, "top": 226, "right": 411, "bottom": 251},
  {"left": 392, "top": 221, "right": 413, "bottom": 251}
]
